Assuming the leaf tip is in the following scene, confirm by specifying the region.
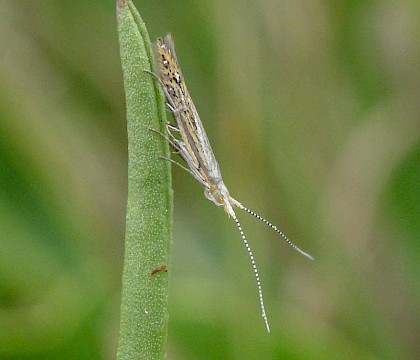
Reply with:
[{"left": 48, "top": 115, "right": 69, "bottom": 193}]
[{"left": 116, "top": 0, "right": 128, "bottom": 8}]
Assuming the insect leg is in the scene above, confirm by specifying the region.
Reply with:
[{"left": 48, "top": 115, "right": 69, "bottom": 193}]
[
  {"left": 143, "top": 69, "right": 180, "bottom": 113},
  {"left": 166, "top": 123, "right": 179, "bottom": 132},
  {"left": 158, "top": 156, "right": 197, "bottom": 177},
  {"left": 149, "top": 127, "right": 180, "bottom": 152},
  {"left": 150, "top": 128, "right": 207, "bottom": 187}
]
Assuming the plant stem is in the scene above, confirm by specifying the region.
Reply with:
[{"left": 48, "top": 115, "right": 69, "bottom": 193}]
[{"left": 116, "top": 1, "right": 172, "bottom": 359}]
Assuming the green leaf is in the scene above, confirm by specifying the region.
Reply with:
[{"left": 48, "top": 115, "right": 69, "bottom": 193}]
[{"left": 116, "top": 1, "right": 173, "bottom": 359}]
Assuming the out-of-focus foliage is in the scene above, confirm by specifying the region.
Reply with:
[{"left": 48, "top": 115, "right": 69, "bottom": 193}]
[{"left": 0, "top": 1, "right": 418, "bottom": 359}]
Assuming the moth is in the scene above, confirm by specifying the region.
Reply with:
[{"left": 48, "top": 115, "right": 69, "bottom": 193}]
[{"left": 152, "top": 34, "right": 313, "bottom": 332}]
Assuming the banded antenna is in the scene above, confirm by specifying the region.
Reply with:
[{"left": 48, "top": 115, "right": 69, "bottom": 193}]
[
  {"left": 231, "top": 205, "right": 313, "bottom": 333},
  {"left": 237, "top": 203, "right": 314, "bottom": 261},
  {"left": 233, "top": 216, "right": 270, "bottom": 333}
]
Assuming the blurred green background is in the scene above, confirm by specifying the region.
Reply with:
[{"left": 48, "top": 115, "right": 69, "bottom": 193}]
[{"left": 1, "top": 0, "right": 419, "bottom": 359}]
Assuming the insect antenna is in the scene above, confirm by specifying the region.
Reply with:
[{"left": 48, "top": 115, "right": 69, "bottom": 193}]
[
  {"left": 237, "top": 204, "right": 314, "bottom": 261},
  {"left": 233, "top": 216, "right": 270, "bottom": 333}
]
